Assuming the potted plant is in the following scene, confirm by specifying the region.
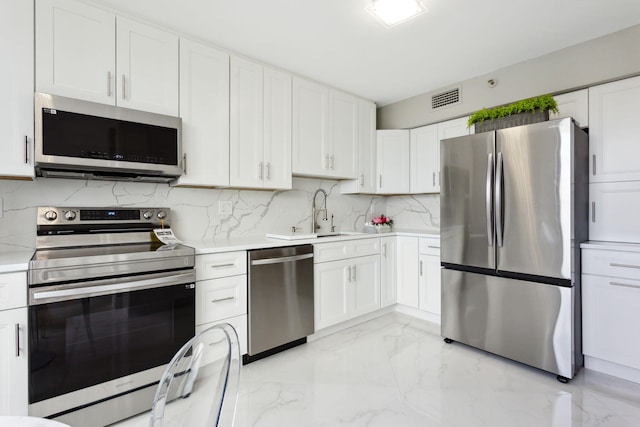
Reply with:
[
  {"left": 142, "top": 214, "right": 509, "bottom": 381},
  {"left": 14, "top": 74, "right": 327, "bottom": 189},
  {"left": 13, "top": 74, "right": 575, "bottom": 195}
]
[
  {"left": 371, "top": 214, "right": 393, "bottom": 233},
  {"left": 468, "top": 94, "right": 559, "bottom": 133}
]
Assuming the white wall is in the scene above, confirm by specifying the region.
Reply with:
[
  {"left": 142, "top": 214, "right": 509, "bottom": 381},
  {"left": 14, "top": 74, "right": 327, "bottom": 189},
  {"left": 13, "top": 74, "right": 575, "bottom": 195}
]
[
  {"left": 378, "top": 24, "right": 640, "bottom": 129},
  {"left": 0, "top": 177, "right": 391, "bottom": 249}
]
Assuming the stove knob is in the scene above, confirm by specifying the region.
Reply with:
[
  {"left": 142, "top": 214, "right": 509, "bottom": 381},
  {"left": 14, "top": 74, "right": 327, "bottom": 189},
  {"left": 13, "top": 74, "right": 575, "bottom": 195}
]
[
  {"left": 44, "top": 210, "right": 58, "bottom": 221},
  {"left": 64, "top": 210, "right": 77, "bottom": 221},
  {"left": 157, "top": 211, "right": 167, "bottom": 220},
  {"left": 143, "top": 211, "right": 153, "bottom": 220}
]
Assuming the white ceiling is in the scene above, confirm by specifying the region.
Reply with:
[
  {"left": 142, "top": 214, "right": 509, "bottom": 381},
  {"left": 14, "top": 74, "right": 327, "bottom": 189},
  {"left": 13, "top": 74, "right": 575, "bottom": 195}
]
[{"left": 94, "top": 0, "right": 640, "bottom": 106}]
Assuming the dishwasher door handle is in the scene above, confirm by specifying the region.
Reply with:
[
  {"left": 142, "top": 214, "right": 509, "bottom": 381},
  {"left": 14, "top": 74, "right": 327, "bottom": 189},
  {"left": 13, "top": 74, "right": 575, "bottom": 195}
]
[{"left": 250, "top": 253, "right": 314, "bottom": 266}]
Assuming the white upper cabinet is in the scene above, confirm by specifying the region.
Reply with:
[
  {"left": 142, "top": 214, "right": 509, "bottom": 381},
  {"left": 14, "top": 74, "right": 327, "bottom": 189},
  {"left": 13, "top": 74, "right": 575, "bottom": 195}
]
[
  {"left": 410, "top": 124, "right": 439, "bottom": 193},
  {"left": 550, "top": 89, "right": 589, "bottom": 128},
  {"left": 589, "top": 76, "right": 640, "bottom": 183},
  {"left": 292, "top": 78, "right": 357, "bottom": 179},
  {"left": 173, "top": 39, "right": 229, "bottom": 187},
  {"left": 341, "top": 100, "right": 377, "bottom": 194},
  {"left": 116, "top": 17, "right": 178, "bottom": 115},
  {"left": 0, "top": 0, "right": 34, "bottom": 179},
  {"left": 376, "top": 130, "right": 410, "bottom": 194},
  {"left": 230, "top": 57, "right": 291, "bottom": 189},
  {"left": 36, "top": 0, "right": 178, "bottom": 115}
]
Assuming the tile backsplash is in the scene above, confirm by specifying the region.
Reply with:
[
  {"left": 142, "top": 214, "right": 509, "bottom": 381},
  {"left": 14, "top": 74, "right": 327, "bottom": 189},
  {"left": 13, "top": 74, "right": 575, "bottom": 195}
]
[{"left": 0, "top": 177, "right": 439, "bottom": 249}]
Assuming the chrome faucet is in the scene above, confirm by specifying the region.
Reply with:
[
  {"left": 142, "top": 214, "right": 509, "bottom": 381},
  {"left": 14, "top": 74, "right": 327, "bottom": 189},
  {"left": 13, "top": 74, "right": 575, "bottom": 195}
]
[{"left": 312, "top": 189, "right": 328, "bottom": 233}]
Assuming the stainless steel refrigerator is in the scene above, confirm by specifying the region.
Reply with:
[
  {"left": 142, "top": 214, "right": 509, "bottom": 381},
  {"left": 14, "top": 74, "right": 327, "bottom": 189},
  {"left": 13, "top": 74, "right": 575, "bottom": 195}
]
[{"left": 440, "top": 117, "right": 589, "bottom": 381}]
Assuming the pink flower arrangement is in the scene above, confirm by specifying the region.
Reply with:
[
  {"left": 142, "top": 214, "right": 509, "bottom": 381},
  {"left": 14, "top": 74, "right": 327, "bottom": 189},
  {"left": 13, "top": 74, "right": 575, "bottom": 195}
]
[{"left": 372, "top": 214, "right": 393, "bottom": 226}]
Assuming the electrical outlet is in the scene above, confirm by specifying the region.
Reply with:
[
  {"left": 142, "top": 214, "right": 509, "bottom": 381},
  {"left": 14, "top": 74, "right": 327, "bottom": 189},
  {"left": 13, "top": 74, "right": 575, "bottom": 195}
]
[{"left": 218, "top": 200, "right": 232, "bottom": 215}]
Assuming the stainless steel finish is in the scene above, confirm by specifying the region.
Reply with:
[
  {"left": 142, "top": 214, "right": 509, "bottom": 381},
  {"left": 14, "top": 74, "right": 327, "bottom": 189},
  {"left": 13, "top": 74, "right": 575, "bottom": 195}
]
[
  {"left": 183, "top": 153, "right": 187, "bottom": 175},
  {"left": 495, "top": 151, "right": 504, "bottom": 248},
  {"left": 347, "top": 265, "right": 352, "bottom": 282},
  {"left": 592, "top": 201, "right": 596, "bottom": 222},
  {"left": 440, "top": 118, "right": 589, "bottom": 379},
  {"left": 352, "top": 264, "right": 357, "bottom": 280},
  {"left": 311, "top": 189, "right": 328, "bottom": 233},
  {"left": 360, "top": 174, "right": 364, "bottom": 185},
  {"left": 25, "top": 135, "right": 29, "bottom": 164},
  {"left": 121, "top": 74, "right": 126, "bottom": 99},
  {"left": 609, "top": 281, "right": 640, "bottom": 289},
  {"left": 247, "top": 245, "right": 314, "bottom": 356},
  {"left": 30, "top": 270, "right": 195, "bottom": 305},
  {"left": 419, "top": 260, "right": 423, "bottom": 276},
  {"left": 64, "top": 210, "right": 76, "bottom": 220},
  {"left": 379, "top": 174, "right": 382, "bottom": 188},
  {"left": 330, "top": 155, "right": 335, "bottom": 169},
  {"left": 610, "top": 262, "right": 640, "bottom": 269},
  {"left": 15, "top": 324, "right": 20, "bottom": 357},
  {"left": 259, "top": 162, "right": 263, "bottom": 180},
  {"left": 441, "top": 269, "right": 576, "bottom": 379},
  {"left": 325, "top": 154, "right": 330, "bottom": 169},
  {"left": 428, "top": 245, "right": 440, "bottom": 249},
  {"left": 44, "top": 210, "right": 57, "bottom": 221},
  {"left": 250, "top": 253, "right": 314, "bottom": 266},
  {"left": 211, "top": 296, "right": 235, "bottom": 303},
  {"left": 34, "top": 92, "right": 182, "bottom": 181},
  {"left": 592, "top": 154, "right": 596, "bottom": 175},
  {"left": 266, "top": 162, "right": 271, "bottom": 181},
  {"left": 433, "top": 172, "right": 436, "bottom": 187},
  {"left": 107, "top": 71, "right": 112, "bottom": 96},
  {"left": 486, "top": 153, "right": 494, "bottom": 246}
]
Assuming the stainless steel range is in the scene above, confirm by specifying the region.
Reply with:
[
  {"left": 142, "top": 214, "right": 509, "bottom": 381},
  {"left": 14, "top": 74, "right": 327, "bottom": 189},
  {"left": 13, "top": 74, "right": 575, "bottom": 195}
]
[{"left": 28, "top": 207, "right": 195, "bottom": 426}]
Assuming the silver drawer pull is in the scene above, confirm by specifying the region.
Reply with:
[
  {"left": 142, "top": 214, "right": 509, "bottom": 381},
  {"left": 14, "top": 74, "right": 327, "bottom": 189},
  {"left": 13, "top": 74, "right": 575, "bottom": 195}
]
[
  {"left": 427, "top": 245, "right": 440, "bottom": 249},
  {"left": 211, "top": 296, "right": 235, "bottom": 303},
  {"left": 209, "top": 263, "right": 236, "bottom": 269},
  {"left": 15, "top": 324, "right": 20, "bottom": 357},
  {"left": 610, "top": 263, "right": 640, "bottom": 270},
  {"left": 610, "top": 281, "right": 640, "bottom": 290}
]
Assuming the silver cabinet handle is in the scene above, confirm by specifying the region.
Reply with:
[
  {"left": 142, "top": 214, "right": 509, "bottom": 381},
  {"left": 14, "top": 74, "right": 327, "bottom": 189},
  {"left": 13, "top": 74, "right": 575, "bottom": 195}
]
[
  {"left": 352, "top": 265, "right": 356, "bottom": 281},
  {"left": 486, "top": 153, "right": 494, "bottom": 246},
  {"left": 347, "top": 265, "right": 352, "bottom": 282},
  {"left": 592, "top": 154, "right": 596, "bottom": 175},
  {"left": 325, "top": 155, "right": 330, "bottom": 169},
  {"left": 107, "top": 71, "right": 112, "bottom": 96},
  {"left": 330, "top": 155, "right": 335, "bottom": 170},
  {"left": 610, "top": 281, "right": 640, "bottom": 290},
  {"left": 211, "top": 296, "right": 235, "bottom": 303},
  {"left": 379, "top": 175, "right": 382, "bottom": 189},
  {"left": 266, "top": 162, "right": 271, "bottom": 181},
  {"left": 382, "top": 243, "right": 387, "bottom": 257},
  {"left": 591, "top": 201, "right": 596, "bottom": 223},
  {"left": 183, "top": 153, "right": 187, "bottom": 175},
  {"left": 24, "top": 136, "right": 29, "bottom": 164},
  {"left": 610, "top": 263, "right": 640, "bottom": 270},
  {"left": 259, "top": 162, "right": 263, "bottom": 180},
  {"left": 428, "top": 245, "right": 440, "bottom": 249},
  {"left": 360, "top": 174, "right": 364, "bottom": 186},
  {"left": 419, "top": 260, "right": 423, "bottom": 276},
  {"left": 432, "top": 172, "right": 436, "bottom": 187},
  {"left": 209, "top": 262, "right": 236, "bottom": 269},
  {"left": 495, "top": 152, "right": 504, "bottom": 248},
  {"left": 251, "top": 253, "right": 313, "bottom": 265},
  {"left": 15, "top": 324, "right": 20, "bottom": 357},
  {"left": 122, "top": 75, "right": 126, "bottom": 99}
]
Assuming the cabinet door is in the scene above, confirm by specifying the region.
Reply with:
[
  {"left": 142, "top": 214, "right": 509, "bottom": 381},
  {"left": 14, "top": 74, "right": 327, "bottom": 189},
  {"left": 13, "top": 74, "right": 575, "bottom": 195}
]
[
  {"left": 550, "top": 89, "right": 589, "bottom": 128},
  {"left": 410, "top": 124, "right": 439, "bottom": 193},
  {"left": 0, "top": 0, "right": 34, "bottom": 179},
  {"left": 35, "top": 0, "right": 115, "bottom": 105},
  {"left": 230, "top": 57, "right": 264, "bottom": 188},
  {"left": 0, "top": 307, "right": 28, "bottom": 415},
  {"left": 341, "top": 100, "right": 377, "bottom": 194},
  {"left": 376, "top": 130, "right": 410, "bottom": 194},
  {"left": 292, "top": 78, "right": 328, "bottom": 176},
  {"left": 589, "top": 76, "right": 640, "bottom": 183},
  {"left": 396, "top": 236, "right": 419, "bottom": 307},
  {"left": 116, "top": 17, "right": 178, "bottom": 115},
  {"left": 328, "top": 90, "right": 358, "bottom": 179},
  {"left": 438, "top": 116, "right": 470, "bottom": 140},
  {"left": 590, "top": 182, "right": 640, "bottom": 244},
  {"left": 583, "top": 274, "right": 640, "bottom": 370},
  {"left": 380, "top": 237, "right": 397, "bottom": 307},
  {"left": 174, "top": 39, "right": 229, "bottom": 187},
  {"left": 263, "top": 67, "right": 292, "bottom": 189},
  {"left": 351, "top": 255, "right": 381, "bottom": 318},
  {"left": 314, "top": 259, "right": 350, "bottom": 330},
  {"left": 419, "top": 254, "right": 442, "bottom": 316}
]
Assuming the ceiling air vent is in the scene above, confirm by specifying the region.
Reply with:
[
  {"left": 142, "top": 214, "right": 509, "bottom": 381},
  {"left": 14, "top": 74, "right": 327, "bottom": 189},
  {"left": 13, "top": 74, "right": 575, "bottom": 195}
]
[{"left": 431, "top": 87, "right": 460, "bottom": 109}]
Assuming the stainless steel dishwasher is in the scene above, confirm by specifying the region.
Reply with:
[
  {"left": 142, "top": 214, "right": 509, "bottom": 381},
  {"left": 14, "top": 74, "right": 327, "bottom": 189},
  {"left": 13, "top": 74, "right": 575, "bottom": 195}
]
[{"left": 245, "top": 244, "right": 314, "bottom": 363}]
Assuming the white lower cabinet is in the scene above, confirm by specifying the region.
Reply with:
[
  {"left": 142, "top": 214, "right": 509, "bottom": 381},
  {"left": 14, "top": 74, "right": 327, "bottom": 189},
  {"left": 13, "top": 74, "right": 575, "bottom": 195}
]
[
  {"left": 582, "top": 246, "right": 640, "bottom": 383},
  {"left": 418, "top": 238, "right": 441, "bottom": 319},
  {"left": 380, "top": 236, "right": 397, "bottom": 308},
  {"left": 195, "top": 251, "right": 248, "bottom": 355},
  {"left": 0, "top": 271, "right": 28, "bottom": 416},
  {"left": 314, "top": 240, "right": 381, "bottom": 330},
  {"left": 396, "top": 236, "right": 419, "bottom": 307}
]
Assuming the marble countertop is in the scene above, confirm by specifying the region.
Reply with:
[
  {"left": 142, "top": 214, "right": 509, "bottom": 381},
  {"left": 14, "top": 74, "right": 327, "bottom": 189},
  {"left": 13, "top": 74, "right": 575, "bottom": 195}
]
[
  {"left": 0, "top": 247, "right": 34, "bottom": 273},
  {"left": 581, "top": 240, "right": 640, "bottom": 252},
  {"left": 185, "top": 229, "right": 440, "bottom": 255}
]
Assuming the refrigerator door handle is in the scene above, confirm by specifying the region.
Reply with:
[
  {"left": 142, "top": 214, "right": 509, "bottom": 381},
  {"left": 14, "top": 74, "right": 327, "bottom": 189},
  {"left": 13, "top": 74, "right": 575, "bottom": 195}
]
[
  {"left": 495, "top": 152, "right": 504, "bottom": 247},
  {"left": 486, "top": 153, "right": 494, "bottom": 246}
]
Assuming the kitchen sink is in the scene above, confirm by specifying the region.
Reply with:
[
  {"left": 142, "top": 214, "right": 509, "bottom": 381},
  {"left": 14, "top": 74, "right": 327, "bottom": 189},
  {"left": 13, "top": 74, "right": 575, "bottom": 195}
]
[{"left": 266, "top": 232, "right": 363, "bottom": 240}]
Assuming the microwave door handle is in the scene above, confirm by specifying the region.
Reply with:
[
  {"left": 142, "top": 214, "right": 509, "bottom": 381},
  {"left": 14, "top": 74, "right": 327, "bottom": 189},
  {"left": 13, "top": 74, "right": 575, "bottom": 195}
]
[
  {"left": 495, "top": 152, "right": 504, "bottom": 248},
  {"left": 486, "top": 153, "right": 494, "bottom": 246}
]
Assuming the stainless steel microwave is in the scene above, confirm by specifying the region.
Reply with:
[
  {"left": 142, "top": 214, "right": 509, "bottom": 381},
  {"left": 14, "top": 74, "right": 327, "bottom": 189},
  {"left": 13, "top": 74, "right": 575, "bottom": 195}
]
[{"left": 34, "top": 92, "right": 182, "bottom": 182}]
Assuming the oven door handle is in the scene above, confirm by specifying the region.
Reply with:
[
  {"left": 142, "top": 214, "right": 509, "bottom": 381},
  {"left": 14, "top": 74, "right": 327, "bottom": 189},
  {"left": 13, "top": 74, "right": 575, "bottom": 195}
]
[{"left": 29, "top": 271, "right": 195, "bottom": 305}]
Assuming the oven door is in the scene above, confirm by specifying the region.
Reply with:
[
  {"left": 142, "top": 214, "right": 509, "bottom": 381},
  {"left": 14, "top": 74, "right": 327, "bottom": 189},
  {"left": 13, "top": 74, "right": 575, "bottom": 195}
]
[{"left": 28, "top": 270, "right": 195, "bottom": 418}]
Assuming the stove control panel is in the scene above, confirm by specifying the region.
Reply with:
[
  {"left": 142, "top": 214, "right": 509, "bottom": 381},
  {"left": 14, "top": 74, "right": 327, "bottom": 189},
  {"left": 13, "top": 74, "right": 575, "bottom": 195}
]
[{"left": 37, "top": 207, "right": 171, "bottom": 226}]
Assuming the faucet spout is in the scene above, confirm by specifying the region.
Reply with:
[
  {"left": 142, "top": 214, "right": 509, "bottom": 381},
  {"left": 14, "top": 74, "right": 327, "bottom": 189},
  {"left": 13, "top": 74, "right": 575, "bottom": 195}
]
[{"left": 312, "top": 189, "right": 328, "bottom": 233}]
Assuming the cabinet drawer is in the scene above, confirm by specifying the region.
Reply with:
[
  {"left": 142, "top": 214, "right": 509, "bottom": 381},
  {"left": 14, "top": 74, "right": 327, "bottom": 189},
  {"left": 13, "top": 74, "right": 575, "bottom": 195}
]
[
  {"left": 0, "top": 272, "right": 27, "bottom": 311},
  {"left": 419, "top": 237, "right": 440, "bottom": 256},
  {"left": 582, "top": 248, "right": 640, "bottom": 280},
  {"left": 313, "top": 238, "right": 379, "bottom": 263},
  {"left": 196, "top": 275, "right": 247, "bottom": 325},
  {"left": 582, "top": 274, "right": 640, "bottom": 370},
  {"left": 196, "top": 251, "right": 247, "bottom": 280},
  {"left": 196, "top": 314, "right": 248, "bottom": 356}
]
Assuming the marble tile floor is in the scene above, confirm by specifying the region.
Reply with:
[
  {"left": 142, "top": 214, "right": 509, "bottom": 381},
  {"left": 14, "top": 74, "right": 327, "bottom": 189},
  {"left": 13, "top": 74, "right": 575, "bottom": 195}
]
[{"left": 115, "top": 312, "right": 640, "bottom": 426}]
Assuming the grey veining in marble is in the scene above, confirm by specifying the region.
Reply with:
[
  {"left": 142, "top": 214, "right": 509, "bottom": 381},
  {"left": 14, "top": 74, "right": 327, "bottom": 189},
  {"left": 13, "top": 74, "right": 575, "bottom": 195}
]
[
  {"left": 114, "top": 313, "right": 640, "bottom": 427},
  {"left": 385, "top": 194, "right": 440, "bottom": 231}
]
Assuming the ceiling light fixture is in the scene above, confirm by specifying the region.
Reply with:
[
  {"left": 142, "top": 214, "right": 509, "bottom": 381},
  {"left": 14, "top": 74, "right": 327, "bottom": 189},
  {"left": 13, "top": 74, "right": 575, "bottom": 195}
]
[{"left": 368, "top": 0, "right": 427, "bottom": 28}]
